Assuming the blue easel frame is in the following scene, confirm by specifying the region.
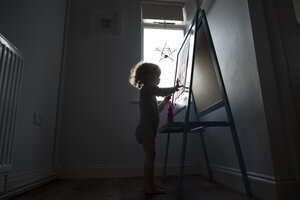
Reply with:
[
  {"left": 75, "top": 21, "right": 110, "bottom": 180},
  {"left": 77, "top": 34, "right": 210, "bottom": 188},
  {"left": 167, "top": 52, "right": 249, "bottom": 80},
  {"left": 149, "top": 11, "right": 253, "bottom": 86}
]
[{"left": 159, "top": 9, "right": 252, "bottom": 199}]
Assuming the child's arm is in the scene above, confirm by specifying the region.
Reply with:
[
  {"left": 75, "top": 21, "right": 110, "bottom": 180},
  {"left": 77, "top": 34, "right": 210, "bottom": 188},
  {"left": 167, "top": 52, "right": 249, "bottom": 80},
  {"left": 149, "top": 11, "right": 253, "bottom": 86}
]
[
  {"left": 158, "top": 94, "right": 172, "bottom": 112},
  {"left": 150, "top": 79, "right": 183, "bottom": 96},
  {"left": 156, "top": 79, "right": 182, "bottom": 112},
  {"left": 151, "top": 85, "right": 176, "bottom": 97}
]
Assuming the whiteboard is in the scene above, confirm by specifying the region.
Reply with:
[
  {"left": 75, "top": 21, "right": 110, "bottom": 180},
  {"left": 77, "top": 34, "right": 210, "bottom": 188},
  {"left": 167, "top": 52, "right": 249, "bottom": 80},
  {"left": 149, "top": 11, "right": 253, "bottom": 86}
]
[{"left": 172, "top": 23, "right": 196, "bottom": 115}]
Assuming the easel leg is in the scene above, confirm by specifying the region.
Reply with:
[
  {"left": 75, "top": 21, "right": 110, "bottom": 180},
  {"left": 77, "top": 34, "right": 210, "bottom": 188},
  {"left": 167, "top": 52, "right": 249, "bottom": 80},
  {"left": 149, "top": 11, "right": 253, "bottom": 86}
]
[
  {"left": 162, "top": 133, "right": 170, "bottom": 183},
  {"left": 177, "top": 131, "right": 188, "bottom": 199},
  {"left": 199, "top": 130, "right": 213, "bottom": 181},
  {"left": 230, "top": 126, "right": 252, "bottom": 196}
]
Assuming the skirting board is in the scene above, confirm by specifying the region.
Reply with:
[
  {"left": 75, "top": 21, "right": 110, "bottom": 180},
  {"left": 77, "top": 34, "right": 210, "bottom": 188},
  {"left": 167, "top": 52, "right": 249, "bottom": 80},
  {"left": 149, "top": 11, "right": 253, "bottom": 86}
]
[
  {"left": 208, "top": 164, "right": 300, "bottom": 200},
  {"left": 208, "top": 164, "right": 277, "bottom": 200},
  {"left": 0, "top": 168, "right": 56, "bottom": 200},
  {"left": 58, "top": 162, "right": 203, "bottom": 179}
]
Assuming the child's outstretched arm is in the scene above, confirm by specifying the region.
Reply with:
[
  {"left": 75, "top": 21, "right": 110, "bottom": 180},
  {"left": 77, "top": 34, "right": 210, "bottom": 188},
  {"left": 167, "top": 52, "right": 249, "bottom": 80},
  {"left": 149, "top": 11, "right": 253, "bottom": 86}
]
[
  {"left": 150, "top": 79, "right": 183, "bottom": 97},
  {"left": 150, "top": 85, "right": 176, "bottom": 97},
  {"left": 152, "top": 79, "right": 183, "bottom": 111}
]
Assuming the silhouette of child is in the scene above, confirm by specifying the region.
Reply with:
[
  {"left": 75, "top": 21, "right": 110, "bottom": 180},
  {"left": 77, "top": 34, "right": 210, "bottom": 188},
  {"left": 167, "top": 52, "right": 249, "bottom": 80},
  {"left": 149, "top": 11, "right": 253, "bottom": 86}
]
[{"left": 129, "top": 62, "right": 181, "bottom": 195}]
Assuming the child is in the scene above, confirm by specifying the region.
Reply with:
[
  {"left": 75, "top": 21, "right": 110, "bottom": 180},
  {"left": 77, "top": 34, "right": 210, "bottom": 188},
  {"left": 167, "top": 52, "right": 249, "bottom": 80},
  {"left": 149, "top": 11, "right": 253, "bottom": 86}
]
[{"left": 129, "top": 62, "right": 181, "bottom": 195}]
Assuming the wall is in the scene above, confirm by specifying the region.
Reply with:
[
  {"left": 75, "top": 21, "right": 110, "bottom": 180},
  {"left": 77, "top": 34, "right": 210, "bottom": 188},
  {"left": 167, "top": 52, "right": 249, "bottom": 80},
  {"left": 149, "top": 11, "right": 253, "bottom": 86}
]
[
  {"left": 275, "top": 1, "right": 300, "bottom": 188},
  {"left": 59, "top": 0, "right": 204, "bottom": 179},
  {"left": 184, "top": 0, "right": 276, "bottom": 199},
  {"left": 248, "top": 0, "right": 300, "bottom": 199},
  {"left": 0, "top": 0, "right": 67, "bottom": 197}
]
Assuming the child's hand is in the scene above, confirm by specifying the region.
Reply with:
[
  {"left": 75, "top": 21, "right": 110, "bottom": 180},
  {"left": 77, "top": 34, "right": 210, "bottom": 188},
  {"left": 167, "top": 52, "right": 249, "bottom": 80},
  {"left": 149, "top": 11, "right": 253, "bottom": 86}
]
[
  {"left": 175, "top": 79, "right": 183, "bottom": 91},
  {"left": 164, "top": 94, "right": 172, "bottom": 102}
]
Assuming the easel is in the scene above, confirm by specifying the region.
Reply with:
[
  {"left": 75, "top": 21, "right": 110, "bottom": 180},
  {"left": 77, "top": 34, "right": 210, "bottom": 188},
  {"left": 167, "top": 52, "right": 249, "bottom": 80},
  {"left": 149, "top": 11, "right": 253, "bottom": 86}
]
[{"left": 159, "top": 10, "right": 252, "bottom": 199}]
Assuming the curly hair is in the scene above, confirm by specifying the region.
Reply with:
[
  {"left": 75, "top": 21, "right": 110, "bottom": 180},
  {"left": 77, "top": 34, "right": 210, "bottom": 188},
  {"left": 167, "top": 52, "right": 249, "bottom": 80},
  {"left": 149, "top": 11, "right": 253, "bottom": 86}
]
[{"left": 129, "top": 62, "right": 161, "bottom": 89}]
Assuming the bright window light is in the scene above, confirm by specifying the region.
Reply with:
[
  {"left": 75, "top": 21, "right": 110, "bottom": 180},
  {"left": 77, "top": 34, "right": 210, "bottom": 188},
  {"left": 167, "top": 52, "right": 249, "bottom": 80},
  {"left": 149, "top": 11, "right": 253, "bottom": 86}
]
[{"left": 143, "top": 28, "right": 184, "bottom": 91}]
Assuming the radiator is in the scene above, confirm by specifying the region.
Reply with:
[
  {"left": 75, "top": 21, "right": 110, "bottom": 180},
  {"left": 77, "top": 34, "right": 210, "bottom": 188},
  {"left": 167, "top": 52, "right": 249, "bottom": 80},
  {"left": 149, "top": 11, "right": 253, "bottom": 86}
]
[{"left": 0, "top": 34, "right": 24, "bottom": 175}]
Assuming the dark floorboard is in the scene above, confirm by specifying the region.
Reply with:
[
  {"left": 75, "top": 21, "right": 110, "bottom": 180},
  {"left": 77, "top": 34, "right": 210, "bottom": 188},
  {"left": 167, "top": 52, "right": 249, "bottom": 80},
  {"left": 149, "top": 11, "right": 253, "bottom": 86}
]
[{"left": 10, "top": 175, "right": 260, "bottom": 200}]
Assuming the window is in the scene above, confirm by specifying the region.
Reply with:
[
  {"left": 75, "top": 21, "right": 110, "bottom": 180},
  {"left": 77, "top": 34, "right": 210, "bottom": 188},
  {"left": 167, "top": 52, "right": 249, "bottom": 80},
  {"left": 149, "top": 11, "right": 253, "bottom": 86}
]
[
  {"left": 143, "top": 27, "right": 184, "bottom": 89},
  {"left": 141, "top": 1, "right": 185, "bottom": 100}
]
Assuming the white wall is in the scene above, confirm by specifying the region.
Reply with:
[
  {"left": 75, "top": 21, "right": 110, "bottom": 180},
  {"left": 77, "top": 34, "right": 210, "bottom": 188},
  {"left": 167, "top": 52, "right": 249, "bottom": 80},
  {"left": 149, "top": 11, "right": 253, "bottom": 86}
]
[
  {"left": 0, "top": 0, "right": 67, "bottom": 196},
  {"left": 59, "top": 0, "right": 204, "bottom": 178}
]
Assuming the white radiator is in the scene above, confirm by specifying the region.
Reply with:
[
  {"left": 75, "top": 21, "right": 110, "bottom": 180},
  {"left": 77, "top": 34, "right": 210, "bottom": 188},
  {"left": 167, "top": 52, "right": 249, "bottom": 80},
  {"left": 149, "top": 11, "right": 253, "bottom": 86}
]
[{"left": 0, "top": 34, "right": 24, "bottom": 175}]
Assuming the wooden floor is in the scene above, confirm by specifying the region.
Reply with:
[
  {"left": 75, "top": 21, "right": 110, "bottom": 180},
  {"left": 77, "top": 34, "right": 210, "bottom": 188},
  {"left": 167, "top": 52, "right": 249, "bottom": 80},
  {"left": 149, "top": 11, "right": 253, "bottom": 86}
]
[{"left": 11, "top": 175, "right": 260, "bottom": 200}]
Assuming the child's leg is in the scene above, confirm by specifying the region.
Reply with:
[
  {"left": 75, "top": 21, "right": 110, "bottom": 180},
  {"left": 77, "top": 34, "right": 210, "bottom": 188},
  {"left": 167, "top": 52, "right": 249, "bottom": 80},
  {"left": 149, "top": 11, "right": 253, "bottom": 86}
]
[
  {"left": 142, "top": 132, "right": 155, "bottom": 189},
  {"left": 142, "top": 132, "right": 165, "bottom": 194}
]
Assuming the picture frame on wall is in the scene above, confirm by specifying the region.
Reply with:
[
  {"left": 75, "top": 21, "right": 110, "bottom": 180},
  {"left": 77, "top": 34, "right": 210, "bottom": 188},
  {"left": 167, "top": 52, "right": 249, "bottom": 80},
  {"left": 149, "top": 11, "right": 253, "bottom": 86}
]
[{"left": 91, "top": 10, "right": 122, "bottom": 37}]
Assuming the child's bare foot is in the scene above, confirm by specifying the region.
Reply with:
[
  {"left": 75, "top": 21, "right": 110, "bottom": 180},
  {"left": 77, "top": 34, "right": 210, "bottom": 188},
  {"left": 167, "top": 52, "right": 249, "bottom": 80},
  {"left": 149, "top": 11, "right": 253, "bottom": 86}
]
[{"left": 144, "top": 186, "right": 166, "bottom": 195}]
